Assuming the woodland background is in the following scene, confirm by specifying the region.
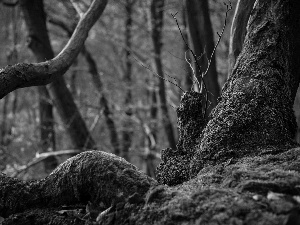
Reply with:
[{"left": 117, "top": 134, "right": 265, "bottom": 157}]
[{"left": 1, "top": 0, "right": 300, "bottom": 180}]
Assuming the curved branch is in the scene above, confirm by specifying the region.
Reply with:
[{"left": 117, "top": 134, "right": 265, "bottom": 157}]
[
  {"left": 0, "top": 0, "right": 108, "bottom": 99},
  {"left": 0, "top": 151, "right": 156, "bottom": 218}
]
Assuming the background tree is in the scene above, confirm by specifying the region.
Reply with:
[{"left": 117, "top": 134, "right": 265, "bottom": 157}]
[
  {"left": 185, "top": 0, "right": 220, "bottom": 115},
  {"left": 20, "top": 0, "right": 58, "bottom": 172},
  {"left": 121, "top": 0, "right": 135, "bottom": 161},
  {"left": 150, "top": 0, "right": 177, "bottom": 150},
  {"left": 21, "top": 0, "right": 96, "bottom": 154}
]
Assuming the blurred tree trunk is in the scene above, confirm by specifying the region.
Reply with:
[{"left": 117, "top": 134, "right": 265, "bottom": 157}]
[
  {"left": 20, "top": 0, "right": 96, "bottom": 154},
  {"left": 143, "top": 80, "right": 157, "bottom": 177},
  {"left": 185, "top": 0, "right": 220, "bottom": 116},
  {"left": 150, "top": 89, "right": 157, "bottom": 143},
  {"left": 1, "top": 96, "right": 9, "bottom": 147},
  {"left": 121, "top": 0, "right": 135, "bottom": 161},
  {"left": 69, "top": 58, "right": 78, "bottom": 97},
  {"left": 228, "top": 0, "right": 256, "bottom": 76},
  {"left": 81, "top": 48, "right": 120, "bottom": 156},
  {"left": 48, "top": 15, "right": 120, "bottom": 156},
  {"left": 1, "top": 8, "right": 16, "bottom": 148},
  {"left": 19, "top": 0, "right": 56, "bottom": 172},
  {"left": 150, "top": 0, "right": 176, "bottom": 150},
  {"left": 182, "top": 3, "right": 193, "bottom": 91}
]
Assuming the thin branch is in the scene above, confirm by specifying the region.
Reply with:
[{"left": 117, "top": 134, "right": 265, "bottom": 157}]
[
  {"left": 132, "top": 56, "right": 185, "bottom": 92},
  {"left": 171, "top": 12, "right": 209, "bottom": 118},
  {"left": 171, "top": 0, "right": 232, "bottom": 118},
  {"left": 171, "top": 12, "right": 204, "bottom": 91},
  {"left": 203, "top": 1, "right": 232, "bottom": 77}
]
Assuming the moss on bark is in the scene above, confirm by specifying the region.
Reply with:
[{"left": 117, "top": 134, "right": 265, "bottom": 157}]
[{"left": 156, "top": 91, "right": 205, "bottom": 185}]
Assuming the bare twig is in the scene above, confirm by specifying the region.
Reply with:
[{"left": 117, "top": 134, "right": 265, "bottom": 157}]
[
  {"left": 203, "top": 1, "right": 232, "bottom": 77},
  {"left": 132, "top": 56, "right": 184, "bottom": 92},
  {"left": 171, "top": 12, "right": 209, "bottom": 118},
  {"left": 171, "top": 12, "right": 203, "bottom": 91},
  {"left": 171, "top": 0, "right": 232, "bottom": 118}
]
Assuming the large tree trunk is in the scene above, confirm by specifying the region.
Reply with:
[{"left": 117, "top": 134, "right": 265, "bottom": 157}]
[
  {"left": 190, "top": 0, "right": 300, "bottom": 175},
  {"left": 2, "top": 0, "right": 300, "bottom": 224},
  {"left": 150, "top": 0, "right": 177, "bottom": 150},
  {"left": 185, "top": 0, "right": 220, "bottom": 116},
  {"left": 20, "top": 0, "right": 96, "bottom": 151}
]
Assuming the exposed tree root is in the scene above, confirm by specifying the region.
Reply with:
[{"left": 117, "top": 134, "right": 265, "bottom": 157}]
[{"left": 0, "top": 151, "right": 156, "bottom": 218}]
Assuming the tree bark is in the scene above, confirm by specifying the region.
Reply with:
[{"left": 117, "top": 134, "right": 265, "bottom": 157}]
[
  {"left": 121, "top": 0, "right": 134, "bottom": 161},
  {"left": 190, "top": 0, "right": 300, "bottom": 176},
  {"left": 185, "top": 0, "right": 220, "bottom": 116},
  {"left": 228, "top": 0, "right": 256, "bottom": 76},
  {"left": 150, "top": 0, "right": 177, "bottom": 150},
  {"left": 20, "top": 0, "right": 98, "bottom": 150}
]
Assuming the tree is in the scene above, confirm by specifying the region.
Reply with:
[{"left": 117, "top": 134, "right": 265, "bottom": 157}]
[
  {"left": 1, "top": 0, "right": 300, "bottom": 224},
  {"left": 150, "top": 0, "right": 177, "bottom": 150},
  {"left": 20, "top": 0, "right": 58, "bottom": 172},
  {"left": 20, "top": 0, "right": 97, "bottom": 151},
  {"left": 181, "top": 3, "right": 193, "bottom": 91},
  {"left": 48, "top": 5, "right": 120, "bottom": 155},
  {"left": 185, "top": 0, "right": 220, "bottom": 115},
  {"left": 121, "top": 0, "right": 135, "bottom": 161}
]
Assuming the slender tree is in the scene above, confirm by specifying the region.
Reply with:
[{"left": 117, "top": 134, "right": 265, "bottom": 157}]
[
  {"left": 121, "top": 0, "right": 135, "bottom": 161},
  {"left": 182, "top": 3, "right": 193, "bottom": 91},
  {"left": 185, "top": 0, "right": 220, "bottom": 115},
  {"left": 19, "top": 1, "right": 56, "bottom": 162},
  {"left": 48, "top": 11, "right": 120, "bottom": 156},
  {"left": 150, "top": 0, "right": 176, "bottom": 149},
  {"left": 20, "top": 0, "right": 96, "bottom": 152}
]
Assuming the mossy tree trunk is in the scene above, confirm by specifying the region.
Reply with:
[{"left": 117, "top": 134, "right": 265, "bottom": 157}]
[{"left": 190, "top": 0, "right": 300, "bottom": 175}]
